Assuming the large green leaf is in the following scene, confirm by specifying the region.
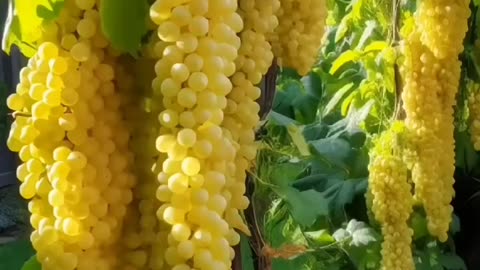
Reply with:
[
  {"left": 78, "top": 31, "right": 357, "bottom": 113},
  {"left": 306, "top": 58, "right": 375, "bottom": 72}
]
[
  {"left": 21, "top": 255, "right": 41, "bottom": 270},
  {"left": 309, "top": 137, "right": 352, "bottom": 168},
  {"left": 273, "top": 186, "right": 329, "bottom": 227},
  {"left": 240, "top": 235, "right": 254, "bottom": 270},
  {"left": 100, "top": 0, "right": 149, "bottom": 55},
  {"left": 438, "top": 254, "right": 467, "bottom": 270},
  {"left": 0, "top": 239, "right": 35, "bottom": 270},
  {"left": 2, "top": 0, "right": 64, "bottom": 56},
  {"left": 329, "top": 50, "right": 361, "bottom": 75}
]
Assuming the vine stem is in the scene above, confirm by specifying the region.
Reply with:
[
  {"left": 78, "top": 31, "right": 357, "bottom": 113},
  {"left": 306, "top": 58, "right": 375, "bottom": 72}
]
[{"left": 392, "top": 0, "right": 405, "bottom": 121}]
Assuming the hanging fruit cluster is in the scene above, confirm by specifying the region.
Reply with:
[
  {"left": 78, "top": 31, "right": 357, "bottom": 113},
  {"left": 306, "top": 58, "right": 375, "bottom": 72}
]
[
  {"left": 4, "top": 0, "right": 327, "bottom": 269},
  {"left": 368, "top": 1, "right": 471, "bottom": 269}
]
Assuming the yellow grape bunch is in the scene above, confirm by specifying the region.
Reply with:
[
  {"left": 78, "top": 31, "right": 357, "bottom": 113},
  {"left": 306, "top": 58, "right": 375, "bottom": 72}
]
[
  {"left": 6, "top": 1, "right": 137, "bottom": 269},
  {"left": 271, "top": 0, "right": 327, "bottom": 76},
  {"left": 415, "top": 0, "right": 470, "bottom": 59},
  {"left": 368, "top": 125, "right": 414, "bottom": 270},
  {"left": 400, "top": 1, "right": 468, "bottom": 241},
  {"left": 150, "top": 0, "right": 251, "bottom": 269}
]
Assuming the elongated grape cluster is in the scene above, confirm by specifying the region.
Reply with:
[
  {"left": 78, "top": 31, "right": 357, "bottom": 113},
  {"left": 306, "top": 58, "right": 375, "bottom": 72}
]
[
  {"left": 368, "top": 126, "right": 414, "bottom": 270},
  {"left": 415, "top": 0, "right": 470, "bottom": 59},
  {"left": 220, "top": 0, "right": 281, "bottom": 237},
  {"left": 400, "top": 0, "right": 469, "bottom": 241},
  {"left": 7, "top": 1, "right": 137, "bottom": 269},
  {"left": 150, "top": 1, "right": 247, "bottom": 269},
  {"left": 271, "top": 0, "right": 327, "bottom": 75}
]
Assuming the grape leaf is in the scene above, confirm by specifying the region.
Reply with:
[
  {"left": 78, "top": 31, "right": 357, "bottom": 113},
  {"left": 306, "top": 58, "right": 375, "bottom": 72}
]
[
  {"left": 304, "top": 229, "right": 335, "bottom": 245},
  {"left": 274, "top": 186, "right": 328, "bottom": 227},
  {"left": 0, "top": 239, "right": 35, "bottom": 270},
  {"left": 438, "top": 254, "right": 467, "bottom": 270},
  {"left": 100, "top": 0, "right": 149, "bottom": 56},
  {"left": 21, "top": 255, "right": 41, "bottom": 270},
  {"left": 2, "top": 0, "right": 64, "bottom": 56},
  {"left": 240, "top": 235, "right": 254, "bottom": 270}
]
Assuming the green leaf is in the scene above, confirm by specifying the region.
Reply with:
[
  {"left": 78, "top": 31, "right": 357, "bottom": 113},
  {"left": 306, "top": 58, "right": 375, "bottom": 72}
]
[
  {"left": 100, "top": 0, "right": 149, "bottom": 55},
  {"left": 309, "top": 137, "right": 352, "bottom": 167},
  {"left": 36, "top": 1, "right": 64, "bottom": 21},
  {"left": 0, "top": 239, "right": 35, "bottom": 270},
  {"left": 270, "top": 163, "right": 305, "bottom": 187},
  {"left": 329, "top": 50, "right": 361, "bottom": 74},
  {"left": 21, "top": 255, "right": 41, "bottom": 270},
  {"left": 268, "top": 111, "right": 298, "bottom": 127},
  {"left": 363, "top": 41, "right": 388, "bottom": 53},
  {"left": 274, "top": 186, "right": 328, "bottom": 227},
  {"left": 354, "top": 21, "right": 376, "bottom": 50},
  {"left": 240, "top": 235, "right": 255, "bottom": 270},
  {"left": 292, "top": 94, "right": 320, "bottom": 124},
  {"left": 323, "top": 82, "right": 354, "bottom": 116},
  {"left": 335, "top": 14, "right": 351, "bottom": 43},
  {"left": 450, "top": 214, "right": 461, "bottom": 234},
  {"left": 2, "top": 0, "right": 64, "bottom": 55},
  {"left": 304, "top": 229, "right": 335, "bottom": 245},
  {"left": 287, "top": 125, "right": 311, "bottom": 156},
  {"left": 410, "top": 211, "right": 428, "bottom": 240},
  {"left": 455, "top": 130, "right": 478, "bottom": 171},
  {"left": 301, "top": 71, "right": 323, "bottom": 98},
  {"left": 438, "top": 254, "right": 467, "bottom": 270},
  {"left": 272, "top": 255, "right": 313, "bottom": 270}
]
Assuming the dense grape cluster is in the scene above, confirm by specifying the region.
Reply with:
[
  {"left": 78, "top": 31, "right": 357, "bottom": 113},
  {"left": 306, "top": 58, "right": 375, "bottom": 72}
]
[
  {"left": 271, "top": 0, "right": 327, "bottom": 75},
  {"left": 399, "top": 0, "right": 470, "bottom": 240},
  {"left": 415, "top": 0, "right": 470, "bottom": 59},
  {"left": 150, "top": 0, "right": 247, "bottom": 269},
  {"left": 7, "top": 1, "right": 137, "bottom": 269},
  {"left": 368, "top": 126, "right": 414, "bottom": 270}
]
